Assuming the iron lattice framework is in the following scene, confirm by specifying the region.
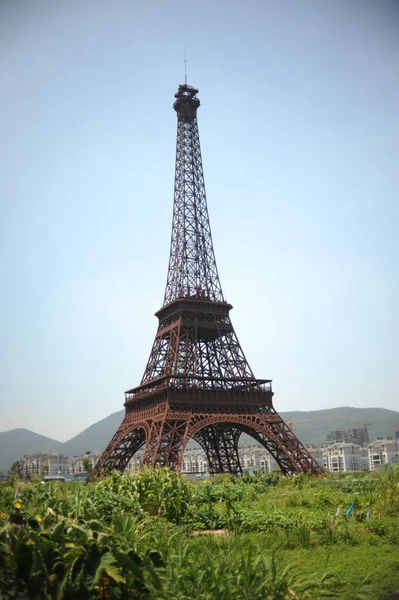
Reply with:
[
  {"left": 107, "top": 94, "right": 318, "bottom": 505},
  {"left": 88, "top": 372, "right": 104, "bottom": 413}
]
[{"left": 91, "top": 84, "right": 322, "bottom": 479}]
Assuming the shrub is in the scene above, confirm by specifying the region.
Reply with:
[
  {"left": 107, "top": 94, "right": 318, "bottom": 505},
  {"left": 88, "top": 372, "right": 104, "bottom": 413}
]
[{"left": 98, "top": 468, "right": 192, "bottom": 523}]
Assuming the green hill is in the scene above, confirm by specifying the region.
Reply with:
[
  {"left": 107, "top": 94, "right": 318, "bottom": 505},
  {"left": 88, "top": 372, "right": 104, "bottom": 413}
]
[
  {"left": 0, "top": 429, "right": 62, "bottom": 474},
  {"left": 60, "top": 411, "right": 124, "bottom": 458}
]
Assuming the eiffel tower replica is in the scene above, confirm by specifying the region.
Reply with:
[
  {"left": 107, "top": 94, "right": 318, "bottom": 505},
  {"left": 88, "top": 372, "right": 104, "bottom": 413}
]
[{"left": 92, "top": 83, "right": 322, "bottom": 478}]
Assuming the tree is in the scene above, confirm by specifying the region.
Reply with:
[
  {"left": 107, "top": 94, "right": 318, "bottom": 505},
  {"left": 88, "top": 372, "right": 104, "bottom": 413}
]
[
  {"left": 83, "top": 458, "right": 93, "bottom": 475},
  {"left": 7, "top": 461, "right": 22, "bottom": 484}
]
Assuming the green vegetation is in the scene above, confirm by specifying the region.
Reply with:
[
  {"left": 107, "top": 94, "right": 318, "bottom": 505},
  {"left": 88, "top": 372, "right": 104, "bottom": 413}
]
[{"left": 1, "top": 467, "right": 399, "bottom": 599}]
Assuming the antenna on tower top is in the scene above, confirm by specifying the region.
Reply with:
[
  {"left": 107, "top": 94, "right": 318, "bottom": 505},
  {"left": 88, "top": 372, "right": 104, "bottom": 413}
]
[{"left": 184, "top": 49, "right": 187, "bottom": 85}]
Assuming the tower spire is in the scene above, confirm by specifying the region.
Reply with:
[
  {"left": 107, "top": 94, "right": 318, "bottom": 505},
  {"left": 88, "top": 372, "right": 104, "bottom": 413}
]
[
  {"left": 164, "top": 84, "right": 224, "bottom": 305},
  {"left": 184, "top": 50, "right": 187, "bottom": 85}
]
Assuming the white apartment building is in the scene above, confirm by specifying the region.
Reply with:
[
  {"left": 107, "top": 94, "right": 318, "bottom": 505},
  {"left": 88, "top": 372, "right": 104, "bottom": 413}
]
[
  {"left": 20, "top": 451, "right": 69, "bottom": 478},
  {"left": 68, "top": 451, "right": 103, "bottom": 475},
  {"left": 368, "top": 438, "right": 399, "bottom": 471},
  {"left": 323, "top": 442, "right": 369, "bottom": 473},
  {"left": 182, "top": 448, "right": 209, "bottom": 474},
  {"left": 238, "top": 445, "right": 277, "bottom": 472}
]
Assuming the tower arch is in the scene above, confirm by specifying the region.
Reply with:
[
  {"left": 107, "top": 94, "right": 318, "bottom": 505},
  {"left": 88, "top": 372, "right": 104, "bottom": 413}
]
[{"left": 93, "top": 423, "right": 148, "bottom": 474}]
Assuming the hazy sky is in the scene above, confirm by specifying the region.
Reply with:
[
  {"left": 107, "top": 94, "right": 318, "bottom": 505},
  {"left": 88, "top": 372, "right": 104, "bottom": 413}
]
[{"left": 1, "top": 0, "right": 398, "bottom": 442}]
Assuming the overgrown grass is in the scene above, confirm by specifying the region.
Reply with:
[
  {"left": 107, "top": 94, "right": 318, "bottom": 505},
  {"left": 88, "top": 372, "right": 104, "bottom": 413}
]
[{"left": 1, "top": 466, "right": 399, "bottom": 599}]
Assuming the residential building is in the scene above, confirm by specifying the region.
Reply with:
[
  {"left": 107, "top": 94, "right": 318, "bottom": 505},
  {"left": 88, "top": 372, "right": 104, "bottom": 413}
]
[
  {"left": 182, "top": 448, "right": 209, "bottom": 474},
  {"left": 68, "top": 451, "right": 102, "bottom": 476},
  {"left": 20, "top": 451, "right": 69, "bottom": 478},
  {"left": 323, "top": 443, "right": 368, "bottom": 473},
  {"left": 368, "top": 438, "right": 399, "bottom": 471},
  {"left": 238, "top": 445, "right": 277, "bottom": 472}
]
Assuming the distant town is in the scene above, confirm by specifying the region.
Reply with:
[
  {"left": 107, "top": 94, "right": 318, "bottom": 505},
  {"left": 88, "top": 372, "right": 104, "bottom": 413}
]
[{"left": 11, "top": 425, "right": 399, "bottom": 481}]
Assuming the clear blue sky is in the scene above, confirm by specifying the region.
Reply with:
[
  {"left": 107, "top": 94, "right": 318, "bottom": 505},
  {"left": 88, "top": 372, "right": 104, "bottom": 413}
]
[{"left": 0, "top": 0, "right": 398, "bottom": 441}]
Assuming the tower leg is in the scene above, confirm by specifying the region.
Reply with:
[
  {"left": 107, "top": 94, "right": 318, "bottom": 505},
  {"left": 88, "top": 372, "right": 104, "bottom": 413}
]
[
  {"left": 88, "top": 423, "right": 147, "bottom": 481},
  {"left": 141, "top": 416, "right": 190, "bottom": 470},
  {"left": 259, "top": 419, "right": 319, "bottom": 474},
  {"left": 194, "top": 424, "right": 242, "bottom": 474}
]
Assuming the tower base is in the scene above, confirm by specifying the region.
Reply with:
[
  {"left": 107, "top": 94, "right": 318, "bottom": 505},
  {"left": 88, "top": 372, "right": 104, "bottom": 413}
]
[{"left": 90, "top": 388, "right": 322, "bottom": 479}]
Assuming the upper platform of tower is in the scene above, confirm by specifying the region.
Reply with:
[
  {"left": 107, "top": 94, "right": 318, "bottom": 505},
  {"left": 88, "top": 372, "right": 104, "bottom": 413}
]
[{"left": 173, "top": 84, "right": 200, "bottom": 121}]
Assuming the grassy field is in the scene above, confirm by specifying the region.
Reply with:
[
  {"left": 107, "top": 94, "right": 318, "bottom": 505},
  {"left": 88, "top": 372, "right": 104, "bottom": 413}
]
[{"left": 1, "top": 466, "right": 399, "bottom": 599}]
